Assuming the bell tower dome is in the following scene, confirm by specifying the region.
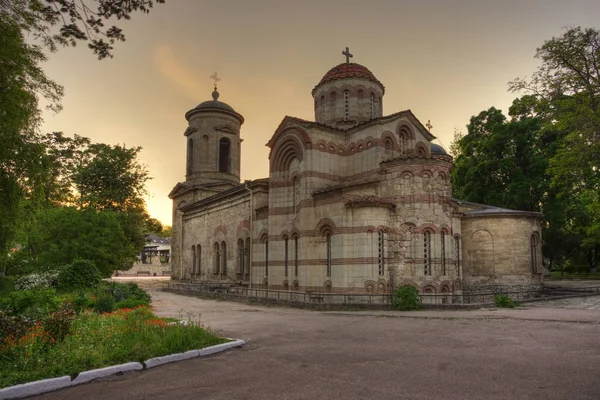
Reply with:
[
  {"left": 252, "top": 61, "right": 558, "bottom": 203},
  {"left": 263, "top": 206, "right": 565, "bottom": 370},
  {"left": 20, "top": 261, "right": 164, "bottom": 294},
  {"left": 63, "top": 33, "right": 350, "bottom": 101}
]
[
  {"left": 312, "top": 47, "right": 385, "bottom": 129},
  {"left": 183, "top": 77, "right": 244, "bottom": 187}
]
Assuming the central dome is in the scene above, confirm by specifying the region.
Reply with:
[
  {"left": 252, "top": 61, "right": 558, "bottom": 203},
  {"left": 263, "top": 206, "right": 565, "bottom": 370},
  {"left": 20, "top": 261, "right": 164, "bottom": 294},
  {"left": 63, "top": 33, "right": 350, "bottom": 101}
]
[{"left": 314, "top": 63, "right": 384, "bottom": 93}]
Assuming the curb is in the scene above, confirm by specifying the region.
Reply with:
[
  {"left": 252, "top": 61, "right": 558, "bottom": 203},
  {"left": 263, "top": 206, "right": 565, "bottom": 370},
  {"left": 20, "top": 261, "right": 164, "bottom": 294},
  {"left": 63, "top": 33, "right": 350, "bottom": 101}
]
[{"left": 0, "top": 339, "right": 245, "bottom": 399}]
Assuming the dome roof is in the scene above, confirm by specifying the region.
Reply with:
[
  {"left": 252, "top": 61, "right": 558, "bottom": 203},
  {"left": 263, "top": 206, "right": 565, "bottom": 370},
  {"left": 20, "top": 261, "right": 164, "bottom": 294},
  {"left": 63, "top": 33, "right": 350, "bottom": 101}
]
[
  {"left": 185, "top": 89, "right": 244, "bottom": 122},
  {"left": 431, "top": 143, "right": 448, "bottom": 155},
  {"left": 313, "top": 63, "right": 384, "bottom": 92}
]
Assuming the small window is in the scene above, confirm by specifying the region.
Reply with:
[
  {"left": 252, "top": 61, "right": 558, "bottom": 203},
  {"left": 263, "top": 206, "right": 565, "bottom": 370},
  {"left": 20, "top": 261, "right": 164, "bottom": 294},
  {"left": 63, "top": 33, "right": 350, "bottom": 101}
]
[
  {"left": 221, "top": 241, "right": 227, "bottom": 275},
  {"left": 219, "top": 138, "right": 230, "bottom": 173},
  {"left": 326, "top": 233, "right": 332, "bottom": 277},
  {"left": 344, "top": 90, "right": 349, "bottom": 121},
  {"left": 196, "top": 244, "right": 201, "bottom": 275},
  {"left": 378, "top": 231, "right": 385, "bottom": 276},
  {"left": 191, "top": 245, "right": 196, "bottom": 275},
  {"left": 284, "top": 237, "right": 289, "bottom": 277},
  {"left": 424, "top": 231, "right": 432, "bottom": 275},
  {"left": 441, "top": 232, "right": 446, "bottom": 275}
]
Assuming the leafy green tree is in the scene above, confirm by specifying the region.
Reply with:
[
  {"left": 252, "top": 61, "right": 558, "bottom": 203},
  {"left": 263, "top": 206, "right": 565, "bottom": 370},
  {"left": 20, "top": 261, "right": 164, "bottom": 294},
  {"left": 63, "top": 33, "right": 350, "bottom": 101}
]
[
  {"left": 0, "top": 16, "right": 62, "bottom": 270},
  {"left": 26, "top": 207, "right": 138, "bottom": 276},
  {"left": 510, "top": 27, "right": 600, "bottom": 272},
  {"left": 0, "top": 0, "right": 165, "bottom": 59}
]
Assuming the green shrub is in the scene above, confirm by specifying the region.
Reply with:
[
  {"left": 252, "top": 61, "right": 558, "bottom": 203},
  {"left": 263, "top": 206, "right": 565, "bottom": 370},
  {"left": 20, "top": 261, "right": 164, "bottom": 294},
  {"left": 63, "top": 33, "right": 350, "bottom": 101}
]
[
  {"left": 0, "top": 310, "right": 35, "bottom": 343},
  {"left": 14, "top": 271, "right": 60, "bottom": 291},
  {"left": 494, "top": 294, "right": 516, "bottom": 308},
  {"left": 58, "top": 260, "right": 102, "bottom": 291},
  {"left": 125, "top": 283, "right": 151, "bottom": 303},
  {"left": 0, "top": 289, "right": 62, "bottom": 319},
  {"left": 92, "top": 295, "right": 115, "bottom": 313},
  {"left": 111, "top": 284, "right": 130, "bottom": 302},
  {"left": 71, "top": 291, "right": 93, "bottom": 312},
  {"left": 0, "top": 277, "right": 16, "bottom": 296},
  {"left": 43, "top": 302, "right": 77, "bottom": 342},
  {"left": 393, "top": 286, "right": 421, "bottom": 311},
  {"left": 115, "top": 298, "right": 149, "bottom": 309}
]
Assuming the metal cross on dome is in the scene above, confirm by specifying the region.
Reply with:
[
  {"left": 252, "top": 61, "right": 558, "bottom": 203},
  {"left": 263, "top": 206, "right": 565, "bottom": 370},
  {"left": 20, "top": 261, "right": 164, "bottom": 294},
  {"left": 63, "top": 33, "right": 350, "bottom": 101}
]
[
  {"left": 342, "top": 47, "right": 353, "bottom": 64},
  {"left": 210, "top": 72, "right": 222, "bottom": 89},
  {"left": 426, "top": 120, "right": 433, "bottom": 132}
]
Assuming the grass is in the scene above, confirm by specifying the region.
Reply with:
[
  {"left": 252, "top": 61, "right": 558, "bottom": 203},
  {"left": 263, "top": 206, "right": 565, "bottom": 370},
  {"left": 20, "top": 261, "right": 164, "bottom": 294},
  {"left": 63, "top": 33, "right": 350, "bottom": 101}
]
[
  {"left": 0, "top": 305, "right": 227, "bottom": 388},
  {"left": 550, "top": 271, "right": 600, "bottom": 279}
]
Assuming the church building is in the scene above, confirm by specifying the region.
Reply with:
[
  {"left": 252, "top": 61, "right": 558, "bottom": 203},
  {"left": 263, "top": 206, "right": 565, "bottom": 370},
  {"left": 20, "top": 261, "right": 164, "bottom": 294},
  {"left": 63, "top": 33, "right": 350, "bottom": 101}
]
[{"left": 169, "top": 50, "right": 543, "bottom": 294}]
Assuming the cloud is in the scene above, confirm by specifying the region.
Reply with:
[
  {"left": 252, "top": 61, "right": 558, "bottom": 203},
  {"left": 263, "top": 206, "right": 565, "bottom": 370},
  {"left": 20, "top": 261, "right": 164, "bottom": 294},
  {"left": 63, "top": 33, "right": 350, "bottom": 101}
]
[{"left": 153, "top": 45, "right": 206, "bottom": 101}]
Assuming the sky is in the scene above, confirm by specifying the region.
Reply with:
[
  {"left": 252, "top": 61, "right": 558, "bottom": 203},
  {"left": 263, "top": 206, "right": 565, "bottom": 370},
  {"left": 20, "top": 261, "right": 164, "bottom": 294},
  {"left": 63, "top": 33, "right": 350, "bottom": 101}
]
[{"left": 39, "top": 0, "right": 600, "bottom": 226}]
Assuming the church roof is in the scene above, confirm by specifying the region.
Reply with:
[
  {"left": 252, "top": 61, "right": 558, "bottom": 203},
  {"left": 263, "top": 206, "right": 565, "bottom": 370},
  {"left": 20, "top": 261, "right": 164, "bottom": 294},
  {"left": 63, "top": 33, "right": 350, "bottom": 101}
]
[
  {"left": 313, "top": 63, "right": 384, "bottom": 93},
  {"left": 185, "top": 89, "right": 244, "bottom": 123},
  {"left": 431, "top": 143, "right": 448, "bottom": 155}
]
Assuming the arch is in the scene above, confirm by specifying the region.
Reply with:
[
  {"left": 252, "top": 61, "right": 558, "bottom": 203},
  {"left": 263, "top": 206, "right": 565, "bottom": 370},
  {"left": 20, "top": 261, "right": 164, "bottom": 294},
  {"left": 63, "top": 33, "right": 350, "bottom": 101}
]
[
  {"left": 364, "top": 280, "right": 376, "bottom": 293},
  {"left": 196, "top": 244, "right": 201, "bottom": 275},
  {"left": 420, "top": 283, "right": 437, "bottom": 294},
  {"left": 330, "top": 91, "right": 337, "bottom": 102},
  {"left": 438, "top": 171, "right": 448, "bottom": 180},
  {"left": 440, "top": 281, "right": 452, "bottom": 293},
  {"left": 283, "top": 279, "right": 289, "bottom": 289},
  {"left": 325, "top": 232, "right": 332, "bottom": 277},
  {"left": 471, "top": 229, "right": 494, "bottom": 276},
  {"left": 399, "top": 280, "right": 419, "bottom": 289},
  {"left": 416, "top": 141, "right": 429, "bottom": 157},
  {"left": 292, "top": 279, "right": 299, "bottom": 290},
  {"left": 270, "top": 135, "right": 304, "bottom": 172},
  {"left": 415, "top": 223, "right": 439, "bottom": 234},
  {"left": 423, "top": 229, "right": 433, "bottom": 276},
  {"left": 324, "top": 280, "right": 332, "bottom": 293},
  {"left": 316, "top": 218, "right": 336, "bottom": 236},
  {"left": 259, "top": 230, "right": 269, "bottom": 243},
  {"left": 219, "top": 137, "right": 231, "bottom": 173}
]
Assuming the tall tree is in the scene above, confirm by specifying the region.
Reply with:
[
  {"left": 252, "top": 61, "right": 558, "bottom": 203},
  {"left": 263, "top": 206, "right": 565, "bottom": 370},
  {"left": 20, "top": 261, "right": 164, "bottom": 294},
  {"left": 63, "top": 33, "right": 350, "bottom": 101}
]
[{"left": 0, "top": 0, "right": 165, "bottom": 59}]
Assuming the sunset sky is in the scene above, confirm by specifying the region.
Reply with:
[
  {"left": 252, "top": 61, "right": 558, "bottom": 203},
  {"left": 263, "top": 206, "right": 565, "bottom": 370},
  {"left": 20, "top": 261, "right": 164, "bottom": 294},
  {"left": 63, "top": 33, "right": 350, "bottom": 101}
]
[{"left": 39, "top": 0, "right": 600, "bottom": 226}]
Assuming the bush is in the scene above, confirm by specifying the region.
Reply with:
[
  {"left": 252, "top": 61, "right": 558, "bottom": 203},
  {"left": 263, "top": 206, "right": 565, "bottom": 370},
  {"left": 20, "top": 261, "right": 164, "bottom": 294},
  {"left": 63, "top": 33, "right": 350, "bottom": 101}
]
[
  {"left": 92, "top": 295, "right": 115, "bottom": 313},
  {"left": 70, "top": 291, "right": 93, "bottom": 312},
  {"left": 0, "top": 310, "right": 35, "bottom": 343},
  {"left": 393, "top": 286, "right": 421, "bottom": 311},
  {"left": 57, "top": 260, "right": 102, "bottom": 291},
  {"left": 115, "top": 298, "right": 149, "bottom": 309},
  {"left": 43, "top": 302, "right": 77, "bottom": 342},
  {"left": 494, "top": 295, "right": 516, "bottom": 308},
  {"left": 14, "top": 271, "right": 60, "bottom": 291},
  {"left": 0, "top": 289, "right": 62, "bottom": 320},
  {"left": 125, "top": 283, "right": 151, "bottom": 303}
]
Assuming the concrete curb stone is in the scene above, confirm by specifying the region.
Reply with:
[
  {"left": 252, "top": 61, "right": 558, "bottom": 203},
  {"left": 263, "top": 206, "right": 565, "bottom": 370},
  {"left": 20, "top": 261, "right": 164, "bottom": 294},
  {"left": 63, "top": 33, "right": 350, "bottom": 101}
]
[
  {"left": 71, "top": 362, "right": 144, "bottom": 386},
  {"left": 144, "top": 350, "right": 200, "bottom": 369},
  {"left": 0, "top": 376, "right": 72, "bottom": 400},
  {"left": 0, "top": 339, "right": 245, "bottom": 399},
  {"left": 198, "top": 339, "right": 246, "bottom": 357}
]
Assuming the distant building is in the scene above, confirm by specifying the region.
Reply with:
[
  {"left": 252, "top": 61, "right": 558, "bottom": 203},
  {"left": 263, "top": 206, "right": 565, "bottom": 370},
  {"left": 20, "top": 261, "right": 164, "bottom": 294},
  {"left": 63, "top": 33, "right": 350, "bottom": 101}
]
[
  {"left": 169, "top": 51, "right": 543, "bottom": 294},
  {"left": 117, "top": 234, "right": 171, "bottom": 276}
]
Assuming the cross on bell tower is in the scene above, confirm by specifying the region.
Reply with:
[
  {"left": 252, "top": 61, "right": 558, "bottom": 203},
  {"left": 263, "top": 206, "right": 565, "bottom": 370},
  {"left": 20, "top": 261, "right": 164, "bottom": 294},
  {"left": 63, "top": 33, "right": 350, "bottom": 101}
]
[
  {"left": 426, "top": 120, "right": 433, "bottom": 132},
  {"left": 210, "top": 72, "right": 222, "bottom": 90},
  {"left": 342, "top": 47, "right": 353, "bottom": 64}
]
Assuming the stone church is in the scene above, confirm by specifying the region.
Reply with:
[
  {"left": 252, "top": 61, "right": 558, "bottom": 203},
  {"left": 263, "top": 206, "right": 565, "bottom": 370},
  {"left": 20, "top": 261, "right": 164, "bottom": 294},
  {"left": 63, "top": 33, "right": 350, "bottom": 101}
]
[{"left": 169, "top": 50, "right": 543, "bottom": 294}]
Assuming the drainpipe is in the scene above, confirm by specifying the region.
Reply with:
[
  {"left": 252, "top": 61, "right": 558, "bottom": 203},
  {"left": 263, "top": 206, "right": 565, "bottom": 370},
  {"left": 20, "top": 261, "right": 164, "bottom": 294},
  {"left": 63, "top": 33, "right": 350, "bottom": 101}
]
[
  {"left": 244, "top": 181, "right": 253, "bottom": 289},
  {"left": 179, "top": 209, "right": 184, "bottom": 279}
]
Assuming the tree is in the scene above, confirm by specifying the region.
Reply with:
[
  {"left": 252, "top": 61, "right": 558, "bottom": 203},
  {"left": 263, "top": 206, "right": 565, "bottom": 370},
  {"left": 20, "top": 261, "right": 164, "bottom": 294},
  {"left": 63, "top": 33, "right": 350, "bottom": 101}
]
[
  {"left": 0, "top": 0, "right": 165, "bottom": 59},
  {"left": 509, "top": 27, "right": 600, "bottom": 272},
  {"left": 72, "top": 143, "right": 149, "bottom": 212},
  {"left": 26, "top": 207, "right": 137, "bottom": 276},
  {"left": 0, "top": 16, "right": 62, "bottom": 268}
]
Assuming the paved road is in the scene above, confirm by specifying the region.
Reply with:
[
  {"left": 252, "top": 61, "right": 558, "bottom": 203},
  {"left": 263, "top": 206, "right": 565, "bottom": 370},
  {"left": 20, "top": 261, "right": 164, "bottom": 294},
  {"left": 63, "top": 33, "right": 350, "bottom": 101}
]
[{"left": 34, "top": 284, "right": 600, "bottom": 400}]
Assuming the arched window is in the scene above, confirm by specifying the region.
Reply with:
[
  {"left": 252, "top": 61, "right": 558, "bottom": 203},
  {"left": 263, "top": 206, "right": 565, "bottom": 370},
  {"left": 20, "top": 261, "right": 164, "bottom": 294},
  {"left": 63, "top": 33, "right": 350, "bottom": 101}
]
[
  {"left": 399, "top": 132, "right": 408, "bottom": 154},
  {"left": 378, "top": 231, "right": 385, "bottom": 276},
  {"left": 330, "top": 91, "right": 336, "bottom": 102},
  {"left": 284, "top": 237, "right": 289, "bottom": 277},
  {"left": 191, "top": 245, "right": 196, "bottom": 275},
  {"left": 320, "top": 95, "right": 325, "bottom": 121},
  {"left": 326, "top": 233, "right": 332, "bottom": 277},
  {"left": 294, "top": 235, "right": 299, "bottom": 277},
  {"left": 213, "top": 242, "right": 220, "bottom": 275},
  {"left": 197, "top": 244, "right": 201, "bottom": 275},
  {"left": 370, "top": 93, "right": 374, "bottom": 119},
  {"left": 219, "top": 138, "right": 230, "bottom": 173},
  {"left": 344, "top": 90, "right": 349, "bottom": 121},
  {"left": 455, "top": 236, "right": 461, "bottom": 275},
  {"left": 187, "top": 139, "right": 193, "bottom": 176},
  {"left": 424, "top": 231, "right": 432, "bottom": 275},
  {"left": 441, "top": 232, "right": 446, "bottom": 275},
  {"left": 531, "top": 234, "right": 538, "bottom": 273},
  {"left": 238, "top": 239, "right": 245, "bottom": 274},
  {"left": 245, "top": 238, "right": 251, "bottom": 275},
  {"left": 264, "top": 239, "right": 269, "bottom": 276},
  {"left": 221, "top": 241, "right": 227, "bottom": 275}
]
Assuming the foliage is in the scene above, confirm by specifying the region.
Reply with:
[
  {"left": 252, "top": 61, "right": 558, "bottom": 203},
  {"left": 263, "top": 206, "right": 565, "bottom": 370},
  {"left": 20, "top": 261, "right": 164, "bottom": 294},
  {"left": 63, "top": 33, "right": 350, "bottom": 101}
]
[
  {"left": 57, "top": 259, "right": 102, "bottom": 291},
  {"left": 14, "top": 271, "right": 60, "bottom": 291},
  {"left": 0, "top": 289, "right": 62, "bottom": 320},
  {"left": 0, "top": 277, "right": 16, "bottom": 296},
  {"left": 0, "top": 0, "right": 166, "bottom": 59},
  {"left": 42, "top": 301, "right": 76, "bottom": 342},
  {"left": 0, "top": 16, "right": 62, "bottom": 273},
  {"left": 115, "top": 298, "right": 148, "bottom": 309},
  {"left": 92, "top": 295, "right": 115, "bottom": 313},
  {"left": 0, "top": 306, "right": 226, "bottom": 388},
  {"left": 27, "top": 208, "right": 138, "bottom": 277},
  {"left": 392, "top": 286, "right": 421, "bottom": 311},
  {"left": 494, "top": 295, "right": 516, "bottom": 308},
  {"left": 111, "top": 282, "right": 151, "bottom": 303}
]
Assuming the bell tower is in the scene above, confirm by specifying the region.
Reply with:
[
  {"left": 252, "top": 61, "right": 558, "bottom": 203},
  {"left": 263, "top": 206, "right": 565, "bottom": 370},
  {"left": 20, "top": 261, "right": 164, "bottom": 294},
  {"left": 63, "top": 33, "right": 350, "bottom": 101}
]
[{"left": 183, "top": 73, "right": 244, "bottom": 188}]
